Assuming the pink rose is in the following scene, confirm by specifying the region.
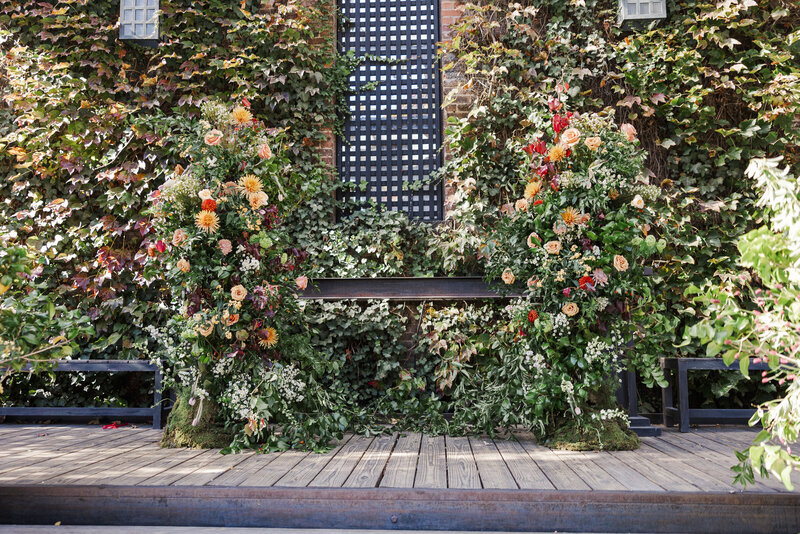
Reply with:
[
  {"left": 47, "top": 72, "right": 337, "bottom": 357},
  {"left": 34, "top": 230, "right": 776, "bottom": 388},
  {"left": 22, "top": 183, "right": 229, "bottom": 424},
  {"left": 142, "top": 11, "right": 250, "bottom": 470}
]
[
  {"left": 563, "top": 287, "right": 571, "bottom": 297},
  {"left": 620, "top": 123, "right": 637, "bottom": 142},
  {"left": 258, "top": 143, "right": 273, "bottom": 160},
  {"left": 219, "top": 239, "right": 232, "bottom": 255},
  {"left": 172, "top": 229, "right": 187, "bottom": 247},
  {"left": 155, "top": 240, "right": 166, "bottom": 253},
  {"left": 204, "top": 129, "right": 223, "bottom": 146},
  {"left": 295, "top": 275, "right": 308, "bottom": 291}
]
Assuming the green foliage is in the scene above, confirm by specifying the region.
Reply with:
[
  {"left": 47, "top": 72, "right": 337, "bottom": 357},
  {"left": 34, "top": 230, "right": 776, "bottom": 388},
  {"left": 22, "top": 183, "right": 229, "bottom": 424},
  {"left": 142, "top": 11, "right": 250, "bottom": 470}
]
[
  {"left": 0, "top": 244, "right": 93, "bottom": 389},
  {"left": 0, "top": 0, "right": 348, "bottom": 361},
  {"left": 686, "top": 158, "right": 800, "bottom": 490}
]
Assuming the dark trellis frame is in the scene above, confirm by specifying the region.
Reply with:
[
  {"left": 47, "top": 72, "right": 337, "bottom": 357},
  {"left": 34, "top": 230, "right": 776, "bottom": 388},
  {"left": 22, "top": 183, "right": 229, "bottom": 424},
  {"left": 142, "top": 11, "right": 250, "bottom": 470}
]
[{"left": 336, "top": 0, "right": 445, "bottom": 221}]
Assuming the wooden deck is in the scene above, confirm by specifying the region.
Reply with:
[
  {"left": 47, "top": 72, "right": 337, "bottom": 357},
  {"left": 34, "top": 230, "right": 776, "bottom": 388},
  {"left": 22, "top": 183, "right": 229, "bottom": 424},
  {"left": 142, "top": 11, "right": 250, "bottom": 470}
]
[
  {"left": 0, "top": 424, "right": 791, "bottom": 492},
  {"left": 1, "top": 424, "right": 799, "bottom": 532}
]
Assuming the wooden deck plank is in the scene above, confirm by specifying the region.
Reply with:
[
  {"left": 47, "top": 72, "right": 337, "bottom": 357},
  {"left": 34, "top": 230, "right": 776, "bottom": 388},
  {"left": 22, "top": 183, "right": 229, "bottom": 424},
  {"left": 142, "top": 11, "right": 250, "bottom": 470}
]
[
  {"left": 62, "top": 446, "right": 177, "bottom": 486},
  {"left": 115, "top": 448, "right": 210, "bottom": 486},
  {"left": 494, "top": 438, "right": 554, "bottom": 490},
  {"left": 379, "top": 432, "right": 421, "bottom": 488},
  {"left": 579, "top": 451, "right": 664, "bottom": 492},
  {"left": 274, "top": 435, "right": 353, "bottom": 487},
  {"left": 469, "top": 437, "right": 518, "bottom": 489},
  {"left": 343, "top": 433, "right": 396, "bottom": 488},
  {"left": 638, "top": 441, "right": 735, "bottom": 492},
  {"left": 0, "top": 430, "right": 158, "bottom": 483},
  {"left": 172, "top": 451, "right": 256, "bottom": 486},
  {"left": 414, "top": 435, "right": 447, "bottom": 488},
  {"left": 0, "top": 428, "right": 152, "bottom": 474},
  {"left": 206, "top": 451, "right": 282, "bottom": 487},
  {"left": 609, "top": 449, "right": 700, "bottom": 492},
  {"left": 550, "top": 449, "right": 626, "bottom": 491},
  {"left": 445, "top": 436, "right": 480, "bottom": 489},
  {"left": 515, "top": 439, "right": 591, "bottom": 491},
  {"left": 308, "top": 435, "right": 373, "bottom": 488},
  {"left": 140, "top": 450, "right": 223, "bottom": 486},
  {"left": 238, "top": 450, "right": 310, "bottom": 487},
  {"left": 659, "top": 432, "right": 788, "bottom": 493}
]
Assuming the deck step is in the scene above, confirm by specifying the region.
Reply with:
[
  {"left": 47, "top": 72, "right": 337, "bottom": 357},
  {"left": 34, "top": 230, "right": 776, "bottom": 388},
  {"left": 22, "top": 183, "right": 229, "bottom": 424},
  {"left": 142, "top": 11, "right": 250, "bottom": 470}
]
[{"left": 1, "top": 485, "right": 798, "bottom": 533}]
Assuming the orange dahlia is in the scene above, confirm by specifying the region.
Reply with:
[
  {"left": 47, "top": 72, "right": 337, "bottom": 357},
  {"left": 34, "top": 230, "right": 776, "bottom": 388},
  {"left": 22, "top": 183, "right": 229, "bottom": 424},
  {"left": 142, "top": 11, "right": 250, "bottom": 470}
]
[
  {"left": 258, "top": 327, "right": 279, "bottom": 348},
  {"left": 548, "top": 144, "right": 567, "bottom": 162},
  {"left": 238, "top": 174, "right": 263, "bottom": 201},
  {"left": 230, "top": 105, "right": 253, "bottom": 125},
  {"left": 195, "top": 210, "right": 220, "bottom": 234},
  {"left": 561, "top": 207, "right": 580, "bottom": 226},
  {"left": 524, "top": 180, "right": 542, "bottom": 200}
]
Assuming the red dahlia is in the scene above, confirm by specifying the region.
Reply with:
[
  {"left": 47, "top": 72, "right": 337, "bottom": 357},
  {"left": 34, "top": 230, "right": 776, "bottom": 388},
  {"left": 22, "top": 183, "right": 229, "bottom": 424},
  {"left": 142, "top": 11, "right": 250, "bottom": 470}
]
[
  {"left": 528, "top": 310, "right": 539, "bottom": 323},
  {"left": 201, "top": 199, "right": 217, "bottom": 211},
  {"left": 579, "top": 276, "right": 595, "bottom": 291}
]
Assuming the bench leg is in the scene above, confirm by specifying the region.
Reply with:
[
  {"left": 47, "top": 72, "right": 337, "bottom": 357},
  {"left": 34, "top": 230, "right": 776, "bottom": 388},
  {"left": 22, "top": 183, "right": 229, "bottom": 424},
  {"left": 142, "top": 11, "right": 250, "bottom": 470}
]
[
  {"left": 153, "top": 368, "right": 163, "bottom": 430},
  {"left": 678, "top": 363, "right": 690, "bottom": 432},
  {"left": 661, "top": 369, "right": 674, "bottom": 427}
]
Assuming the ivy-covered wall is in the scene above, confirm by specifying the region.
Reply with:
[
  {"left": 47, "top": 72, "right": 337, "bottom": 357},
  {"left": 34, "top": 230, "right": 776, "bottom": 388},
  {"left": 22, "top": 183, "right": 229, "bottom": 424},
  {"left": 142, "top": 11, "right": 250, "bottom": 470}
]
[{"left": 1, "top": 0, "right": 799, "bottom": 414}]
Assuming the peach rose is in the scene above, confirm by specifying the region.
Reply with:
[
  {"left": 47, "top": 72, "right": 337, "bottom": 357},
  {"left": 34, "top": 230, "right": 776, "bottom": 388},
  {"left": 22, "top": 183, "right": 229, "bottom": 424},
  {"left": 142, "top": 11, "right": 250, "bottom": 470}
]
[
  {"left": 198, "top": 189, "right": 213, "bottom": 201},
  {"left": 527, "top": 232, "right": 540, "bottom": 248},
  {"left": 258, "top": 143, "right": 273, "bottom": 160},
  {"left": 562, "top": 302, "right": 580, "bottom": 317},
  {"left": 620, "top": 123, "right": 637, "bottom": 142},
  {"left": 227, "top": 313, "right": 239, "bottom": 326},
  {"left": 584, "top": 137, "right": 602, "bottom": 151},
  {"left": 204, "top": 129, "right": 223, "bottom": 146},
  {"left": 613, "top": 254, "right": 629, "bottom": 272},
  {"left": 172, "top": 229, "right": 188, "bottom": 247},
  {"left": 631, "top": 194, "right": 645, "bottom": 209},
  {"left": 176, "top": 259, "right": 190, "bottom": 273},
  {"left": 197, "top": 323, "right": 214, "bottom": 337},
  {"left": 231, "top": 284, "right": 248, "bottom": 301},
  {"left": 562, "top": 127, "right": 581, "bottom": 146},
  {"left": 218, "top": 239, "right": 232, "bottom": 255},
  {"left": 295, "top": 275, "right": 308, "bottom": 291},
  {"left": 515, "top": 198, "right": 529, "bottom": 212},
  {"left": 544, "top": 241, "right": 562, "bottom": 255},
  {"left": 249, "top": 191, "right": 269, "bottom": 210},
  {"left": 501, "top": 268, "right": 515, "bottom": 285}
]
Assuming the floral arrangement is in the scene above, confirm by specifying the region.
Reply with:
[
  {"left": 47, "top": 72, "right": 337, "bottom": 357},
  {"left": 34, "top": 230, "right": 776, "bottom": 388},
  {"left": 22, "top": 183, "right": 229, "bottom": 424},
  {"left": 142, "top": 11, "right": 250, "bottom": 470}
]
[
  {"left": 147, "top": 101, "right": 346, "bottom": 451},
  {"left": 484, "top": 98, "right": 666, "bottom": 441}
]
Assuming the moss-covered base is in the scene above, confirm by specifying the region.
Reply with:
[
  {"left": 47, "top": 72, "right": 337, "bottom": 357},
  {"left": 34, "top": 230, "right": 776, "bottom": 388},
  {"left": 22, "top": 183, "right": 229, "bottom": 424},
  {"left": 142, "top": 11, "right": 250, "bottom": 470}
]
[
  {"left": 546, "top": 418, "right": 640, "bottom": 451},
  {"left": 160, "top": 395, "right": 234, "bottom": 449}
]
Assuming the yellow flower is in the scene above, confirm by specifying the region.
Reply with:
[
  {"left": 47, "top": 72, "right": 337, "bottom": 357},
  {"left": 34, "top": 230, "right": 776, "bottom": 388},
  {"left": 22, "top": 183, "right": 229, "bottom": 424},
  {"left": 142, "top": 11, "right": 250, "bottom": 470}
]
[
  {"left": 613, "top": 254, "right": 629, "bottom": 272},
  {"left": 501, "top": 268, "right": 515, "bottom": 285},
  {"left": 195, "top": 210, "right": 220, "bottom": 234},
  {"left": 258, "top": 327, "right": 279, "bottom": 348},
  {"left": 548, "top": 144, "right": 567, "bottom": 162},
  {"left": 524, "top": 180, "right": 541, "bottom": 200},
  {"left": 562, "top": 302, "right": 580, "bottom": 317},
  {"left": 230, "top": 105, "right": 253, "bottom": 125},
  {"left": 231, "top": 285, "right": 248, "bottom": 301},
  {"left": 561, "top": 207, "right": 580, "bottom": 226},
  {"left": 0, "top": 282, "right": 10, "bottom": 295},
  {"left": 238, "top": 174, "right": 263, "bottom": 201}
]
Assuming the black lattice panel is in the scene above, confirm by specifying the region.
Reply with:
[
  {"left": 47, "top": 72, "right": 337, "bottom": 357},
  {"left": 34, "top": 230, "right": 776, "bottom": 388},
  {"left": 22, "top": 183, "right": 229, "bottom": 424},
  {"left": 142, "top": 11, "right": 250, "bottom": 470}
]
[{"left": 338, "top": 0, "right": 443, "bottom": 221}]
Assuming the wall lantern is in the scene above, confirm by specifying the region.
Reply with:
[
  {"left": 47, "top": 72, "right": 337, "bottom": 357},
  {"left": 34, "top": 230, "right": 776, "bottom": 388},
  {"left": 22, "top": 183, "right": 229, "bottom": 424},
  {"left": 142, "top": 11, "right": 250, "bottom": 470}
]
[
  {"left": 119, "top": 0, "right": 160, "bottom": 47},
  {"left": 618, "top": 0, "right": 666, "bottom": 27}
]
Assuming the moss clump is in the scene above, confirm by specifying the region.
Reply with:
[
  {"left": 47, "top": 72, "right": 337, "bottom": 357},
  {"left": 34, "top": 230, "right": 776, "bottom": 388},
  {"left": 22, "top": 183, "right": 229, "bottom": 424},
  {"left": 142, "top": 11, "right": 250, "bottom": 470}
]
[
  {"left": 160, "top": 394, "right": 234, "bottom": 449},
  {"left": 546, "top": 418, "right": 639, "bottom": 451}
]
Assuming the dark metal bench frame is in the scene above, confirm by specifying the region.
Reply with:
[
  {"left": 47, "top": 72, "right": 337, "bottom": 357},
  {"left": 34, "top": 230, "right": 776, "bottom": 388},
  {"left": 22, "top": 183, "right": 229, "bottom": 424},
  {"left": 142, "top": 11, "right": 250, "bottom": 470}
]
[
  {"left": 660, "top": 357, "right": 770, "bottom": 432},
  {"left": 0, "top": 360, "right": 164, "bottom": 429}
]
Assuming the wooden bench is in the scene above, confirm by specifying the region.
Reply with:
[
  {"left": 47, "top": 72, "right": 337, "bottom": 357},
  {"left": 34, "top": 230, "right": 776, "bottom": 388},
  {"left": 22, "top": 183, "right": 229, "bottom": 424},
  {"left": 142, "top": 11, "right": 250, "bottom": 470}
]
[
  {"left": 0, "top": 359, "right": 164, "bottom": 429},
  {"left": 660, "top": 357, "right": 770, "bottom": 432}
]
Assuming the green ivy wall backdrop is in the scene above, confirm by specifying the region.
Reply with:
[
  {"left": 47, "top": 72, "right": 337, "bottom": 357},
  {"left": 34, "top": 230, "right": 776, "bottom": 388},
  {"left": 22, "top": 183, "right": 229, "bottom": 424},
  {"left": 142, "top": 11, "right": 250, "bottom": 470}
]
[{"left": 1, "top": 0, "right": 799, "bottom": 457}]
